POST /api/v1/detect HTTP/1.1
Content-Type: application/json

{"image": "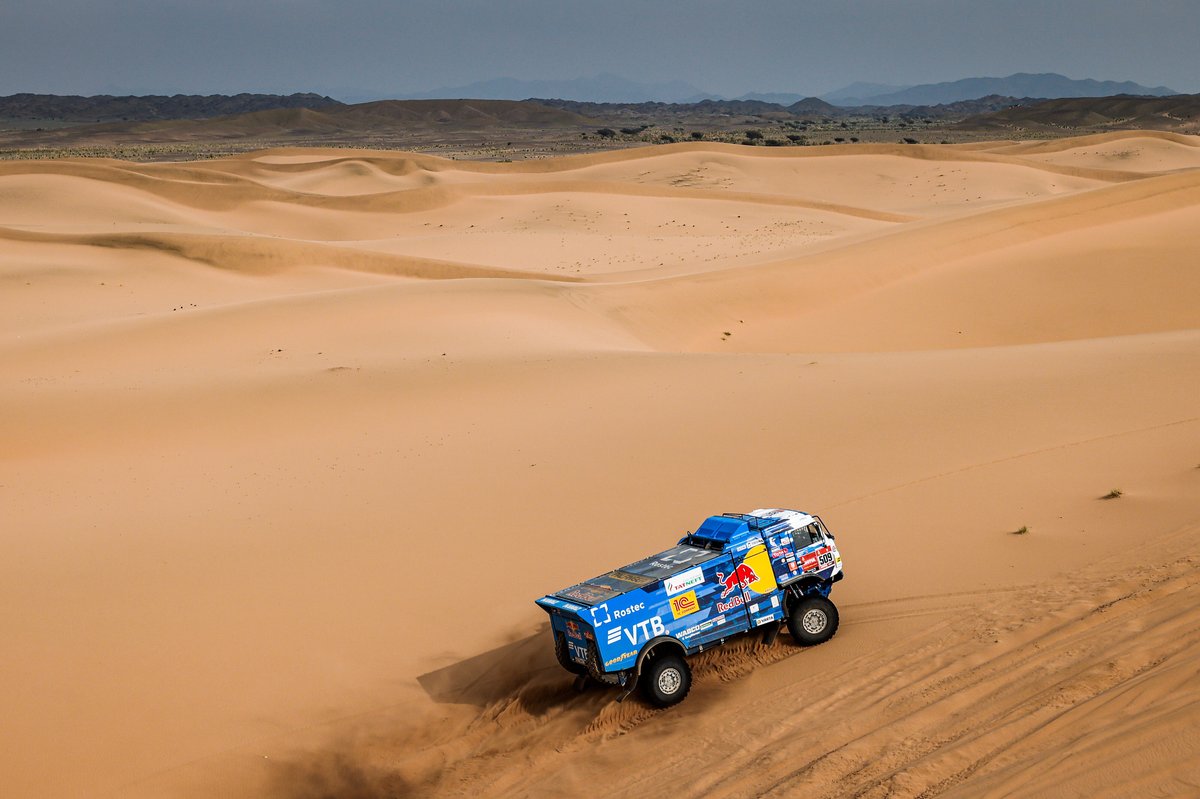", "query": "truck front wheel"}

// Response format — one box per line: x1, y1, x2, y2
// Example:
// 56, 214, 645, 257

787, 596, 840, 646
639, 653, 691, 707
